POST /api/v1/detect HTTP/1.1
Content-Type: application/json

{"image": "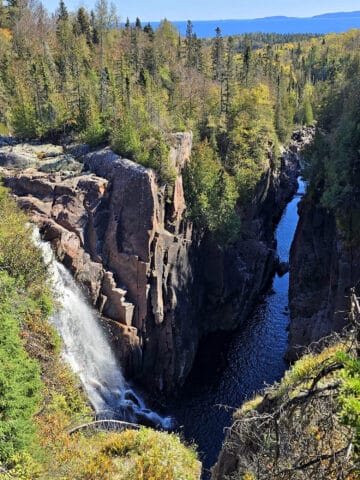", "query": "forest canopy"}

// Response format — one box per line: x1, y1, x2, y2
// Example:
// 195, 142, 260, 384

0, 2, 360, 242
